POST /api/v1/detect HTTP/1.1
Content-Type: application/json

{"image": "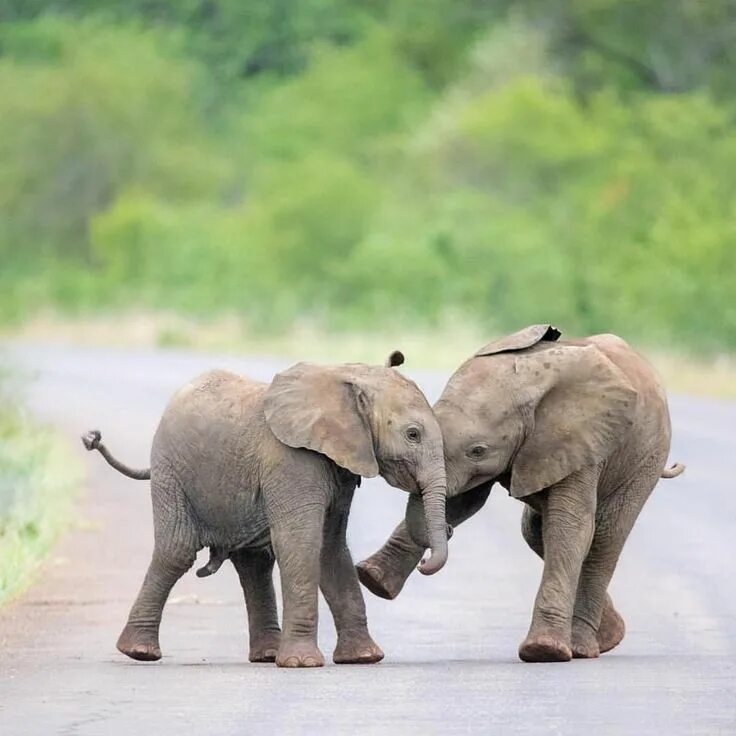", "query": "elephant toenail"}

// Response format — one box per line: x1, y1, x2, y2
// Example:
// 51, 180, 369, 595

360, 563, 381, 579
